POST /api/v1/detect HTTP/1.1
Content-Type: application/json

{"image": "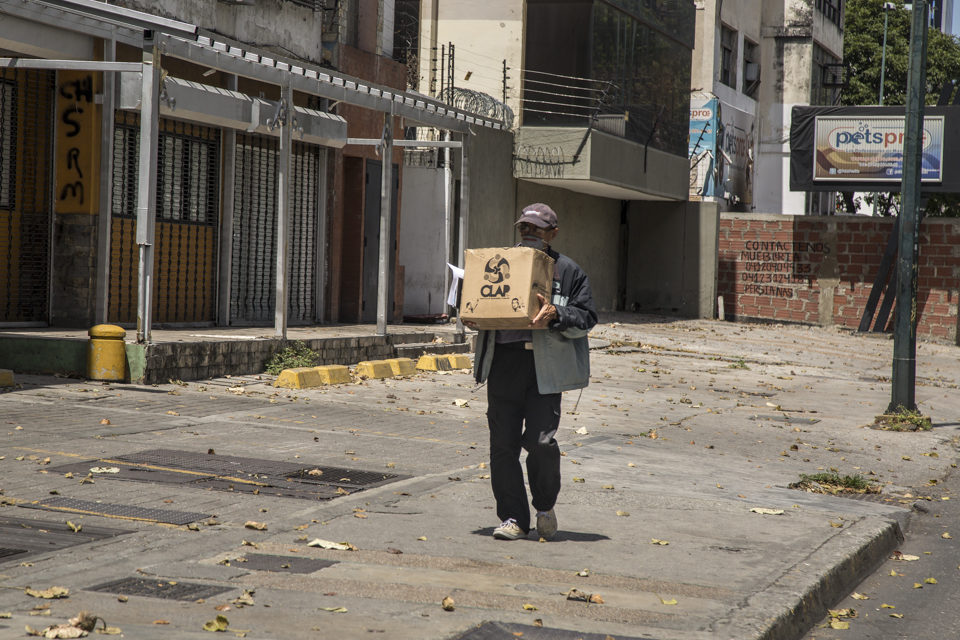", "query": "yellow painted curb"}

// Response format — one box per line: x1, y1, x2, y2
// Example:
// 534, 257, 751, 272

0, 369, 14, 387
274, 367, 324, 389
385, 358, 416, 377
446, 354, 472, 370
355, 360, 395, 379
315, 365, 351, 385
416, 355, 452, 371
